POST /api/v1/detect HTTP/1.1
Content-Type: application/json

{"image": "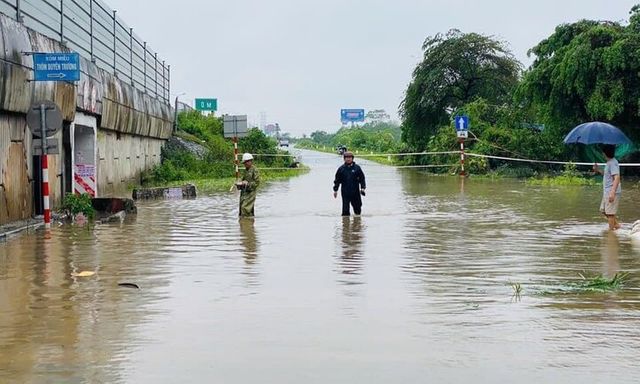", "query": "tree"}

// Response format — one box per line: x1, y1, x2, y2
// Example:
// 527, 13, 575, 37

400, 29, 522, 150
519, 6, 640, 140
310, 130, 332, 145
